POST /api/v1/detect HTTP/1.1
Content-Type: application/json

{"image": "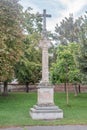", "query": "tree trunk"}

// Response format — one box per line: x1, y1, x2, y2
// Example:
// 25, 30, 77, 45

66, 83, 69, 105
25, 82, 29, 93
74, 84, 78, 96
2, 81, 8, 96
64, 82, 66, 92
78, 84, 81, 93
